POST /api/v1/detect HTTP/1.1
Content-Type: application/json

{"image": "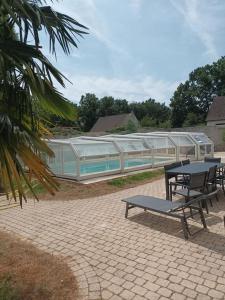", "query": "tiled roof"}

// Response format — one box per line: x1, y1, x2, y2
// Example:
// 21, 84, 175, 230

91, 113, 137, 132
206, 96, 225, 121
